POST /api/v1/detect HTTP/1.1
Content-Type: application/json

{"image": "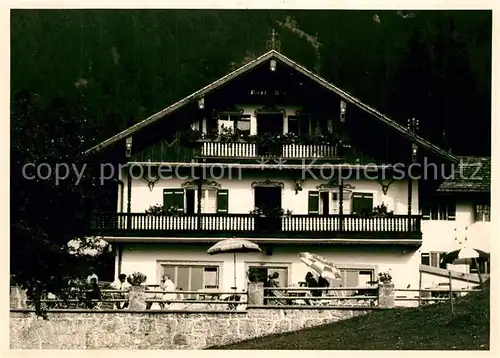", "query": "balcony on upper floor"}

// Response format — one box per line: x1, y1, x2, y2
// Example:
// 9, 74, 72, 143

199, 141, 340, 159
90, 213, 422, 244
187, 130, 346, 161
